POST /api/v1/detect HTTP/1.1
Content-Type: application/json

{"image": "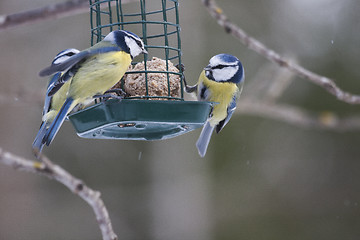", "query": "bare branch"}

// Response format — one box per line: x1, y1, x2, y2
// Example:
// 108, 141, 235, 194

243, 60, 297, 103
237, 99, 360, 131
0, 148, 118, 240
0, 0, 137, 32
0, 0, 88, 31
202, 0, 360, 104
